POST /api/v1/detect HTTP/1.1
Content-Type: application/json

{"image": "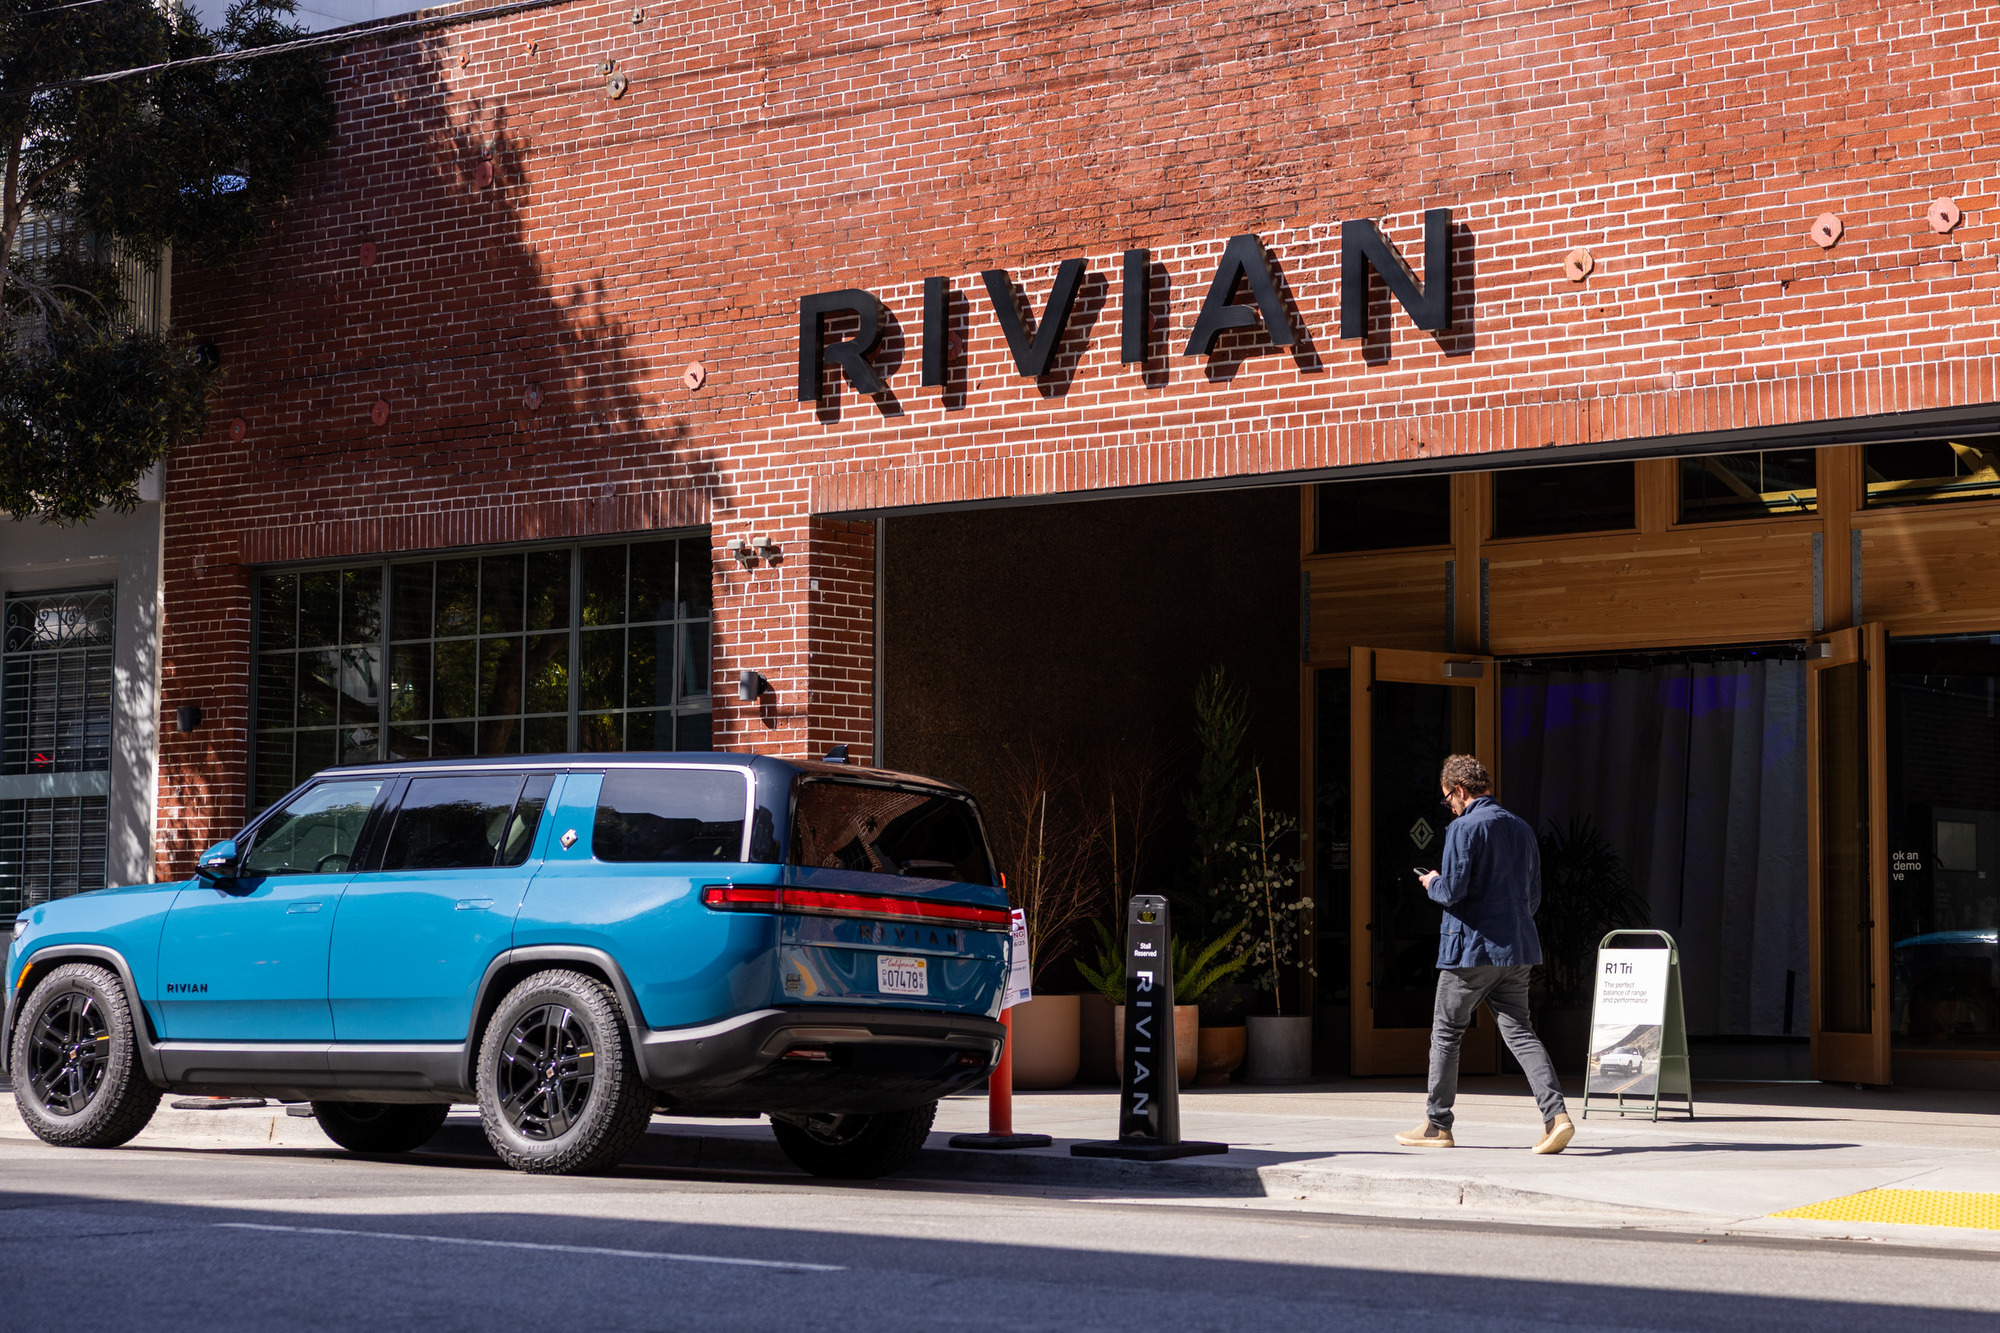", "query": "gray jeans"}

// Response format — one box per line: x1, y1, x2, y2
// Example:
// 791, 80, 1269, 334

1425, 965, 1567, 1130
